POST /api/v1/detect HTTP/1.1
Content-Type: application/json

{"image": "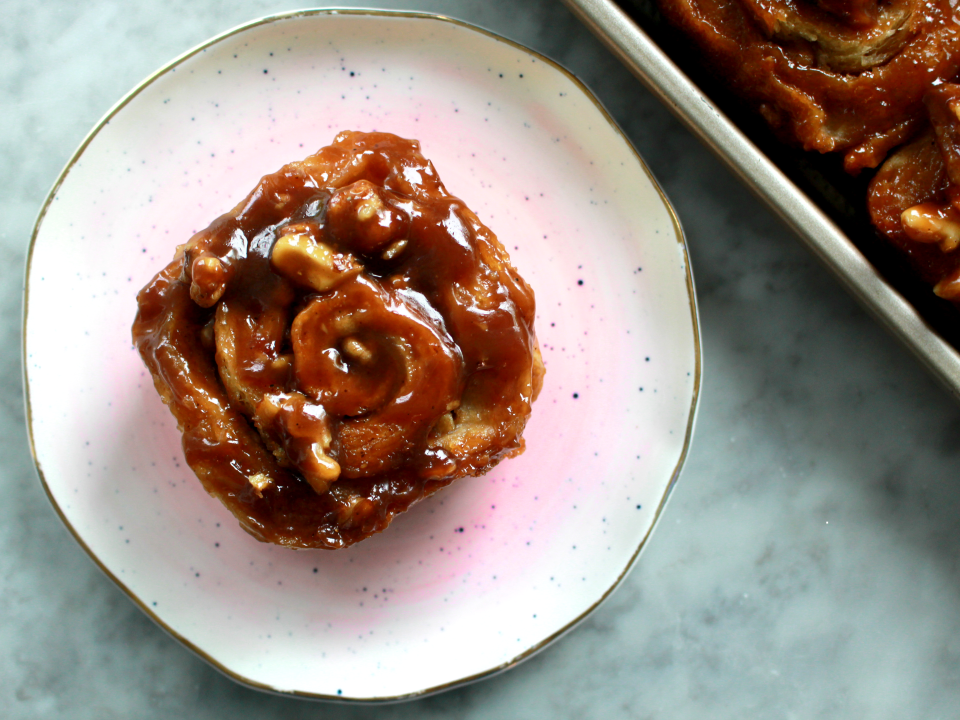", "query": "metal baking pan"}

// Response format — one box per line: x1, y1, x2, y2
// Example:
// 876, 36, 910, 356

561, 0, 960, 400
